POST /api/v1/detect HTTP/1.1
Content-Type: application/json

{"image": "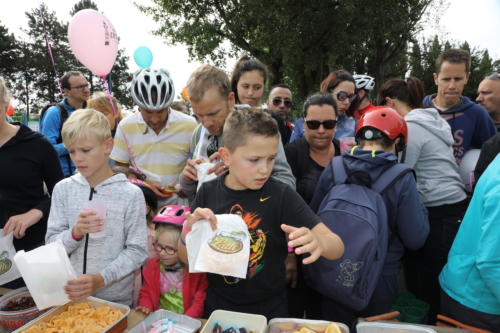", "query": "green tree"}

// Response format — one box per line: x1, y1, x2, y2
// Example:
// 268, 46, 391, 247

136, 0, 440, 108
0, 22, 19, 82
